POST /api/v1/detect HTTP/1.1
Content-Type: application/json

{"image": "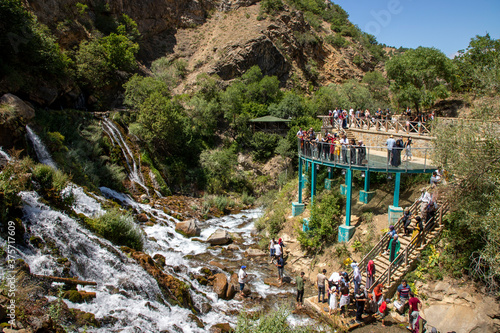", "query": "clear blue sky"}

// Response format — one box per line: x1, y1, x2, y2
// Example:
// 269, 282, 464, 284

334, 0, 500, 57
